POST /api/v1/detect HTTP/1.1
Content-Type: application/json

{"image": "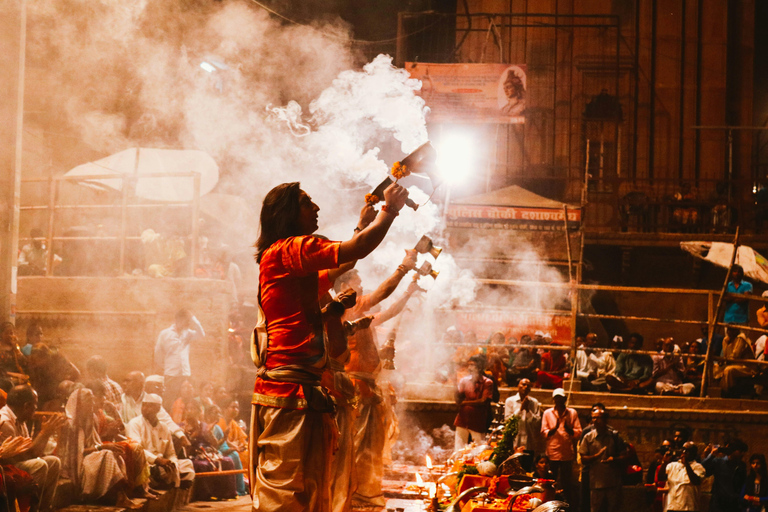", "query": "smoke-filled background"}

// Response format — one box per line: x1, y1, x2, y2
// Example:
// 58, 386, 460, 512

18, 0, 483, 340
